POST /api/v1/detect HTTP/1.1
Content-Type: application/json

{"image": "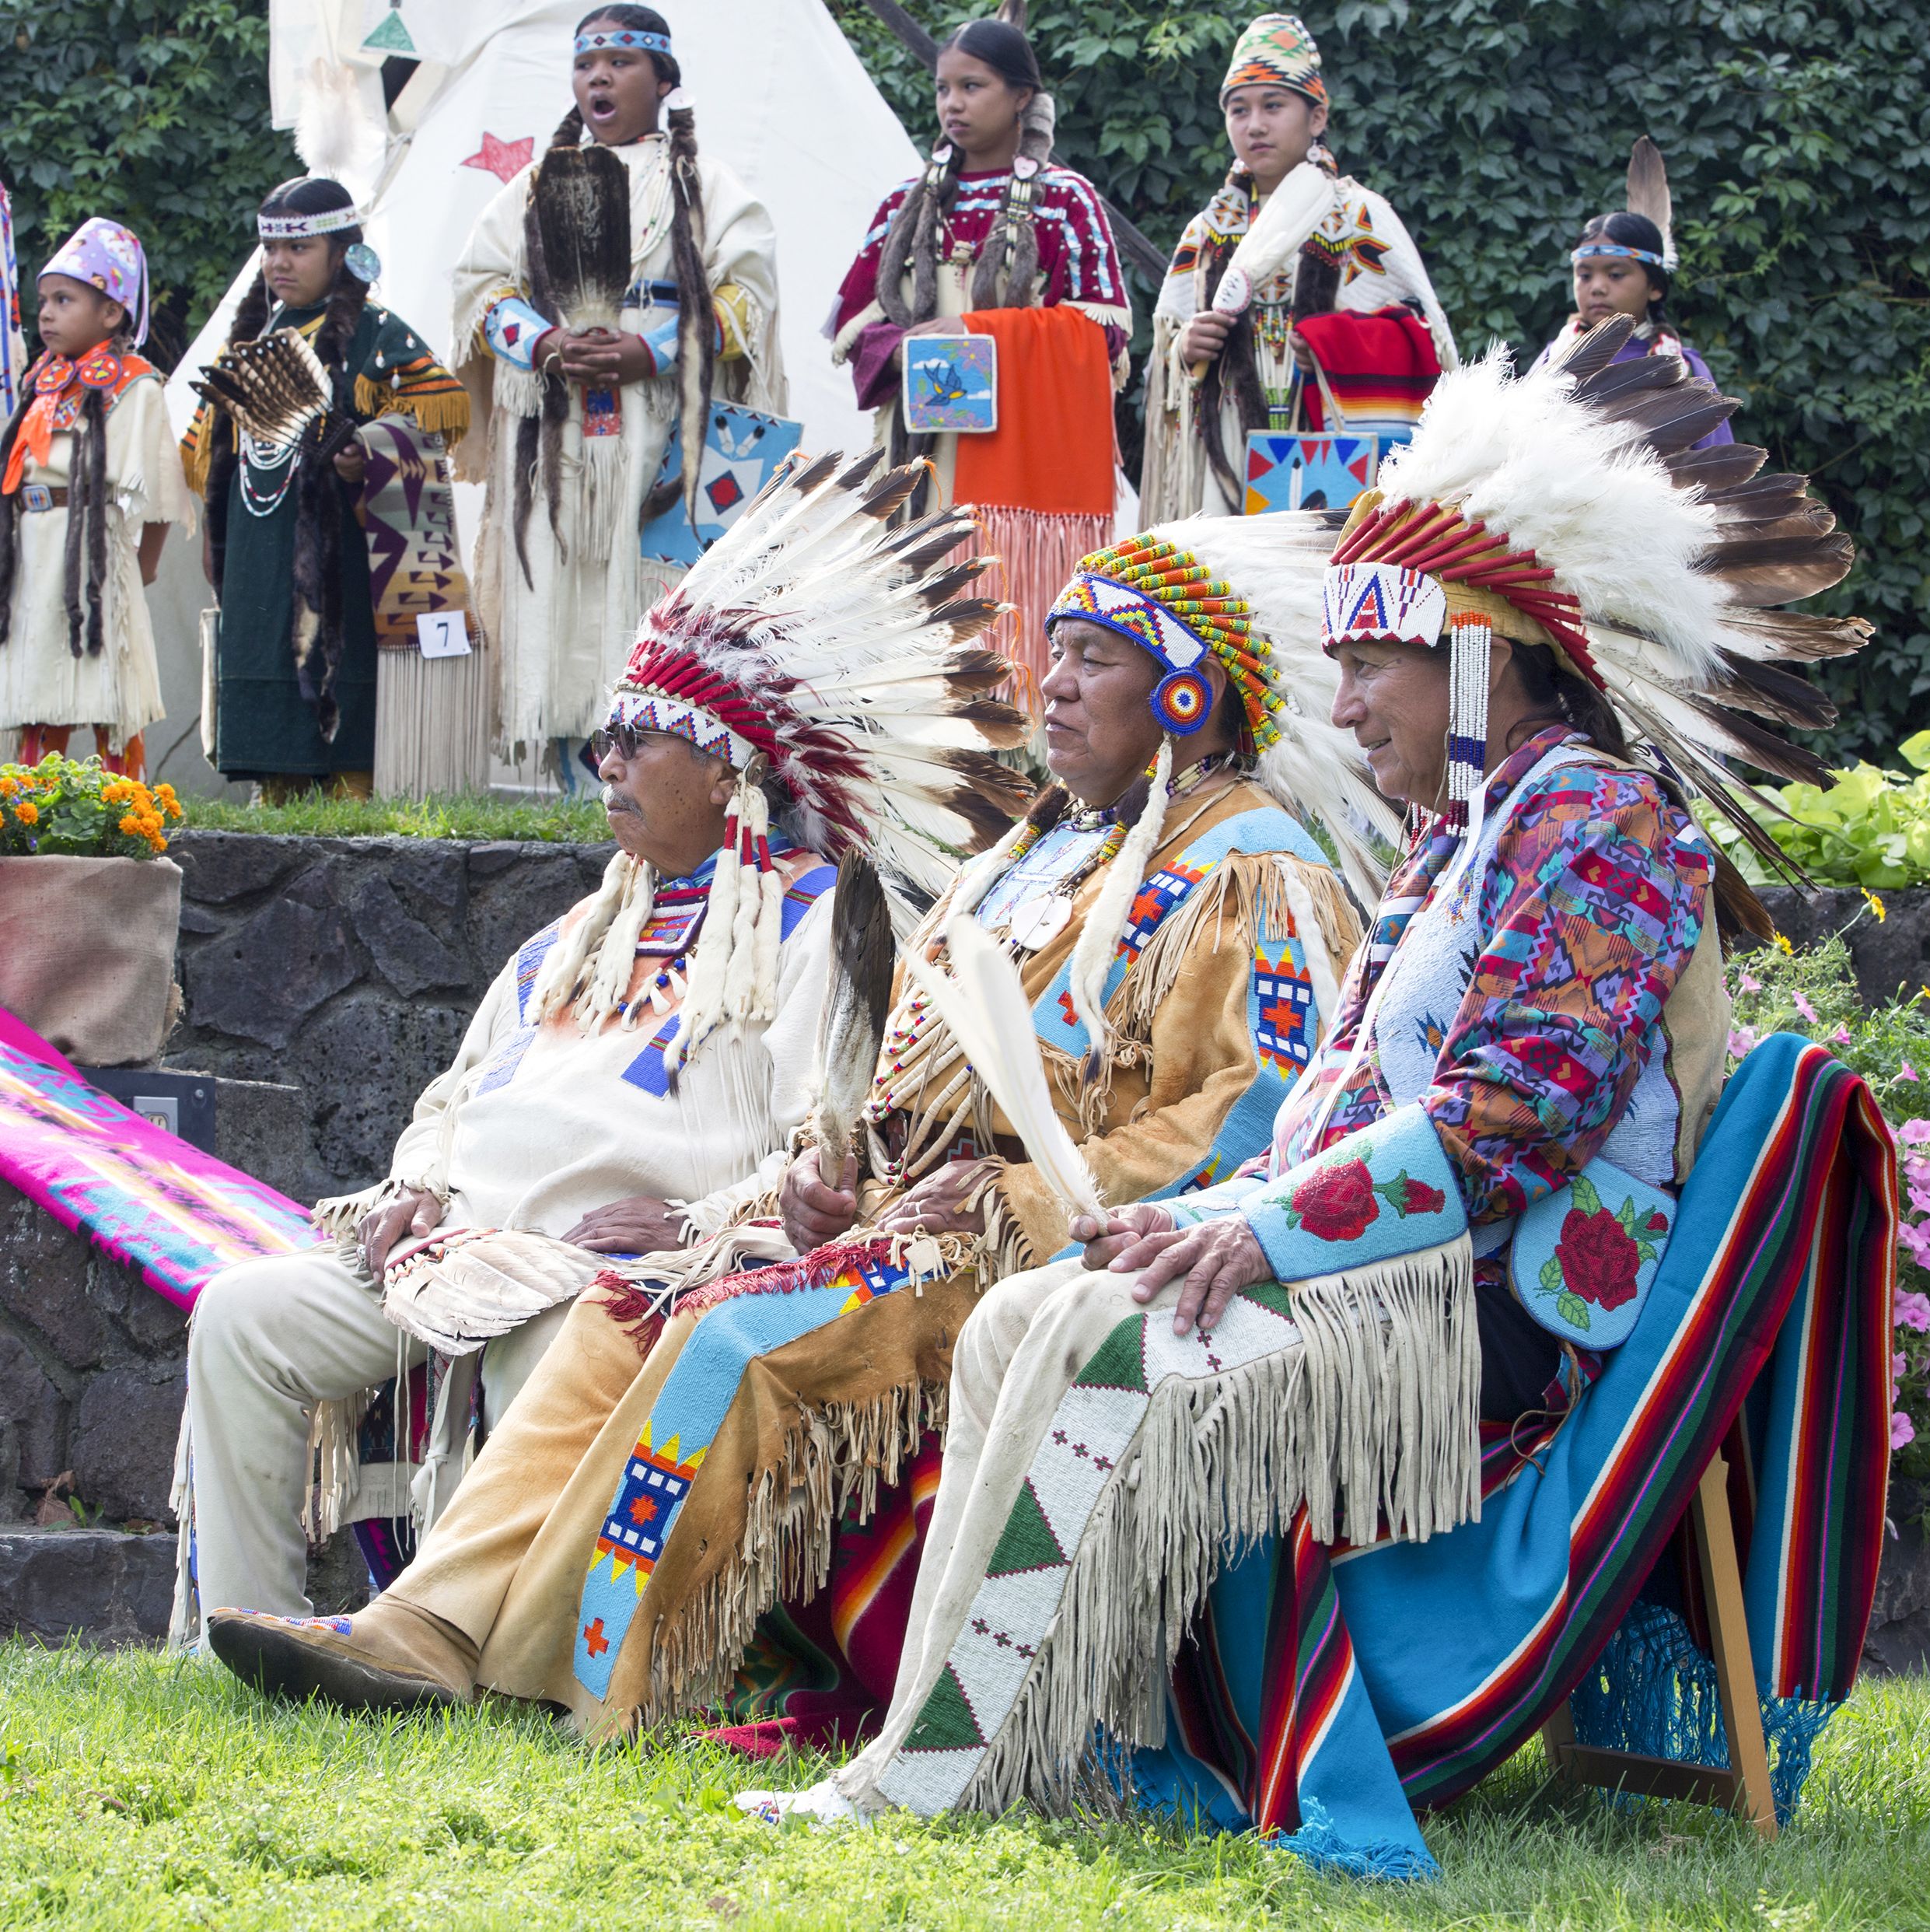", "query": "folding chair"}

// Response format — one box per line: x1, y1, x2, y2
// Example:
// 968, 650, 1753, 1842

1540, 1450, 1778, 1840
